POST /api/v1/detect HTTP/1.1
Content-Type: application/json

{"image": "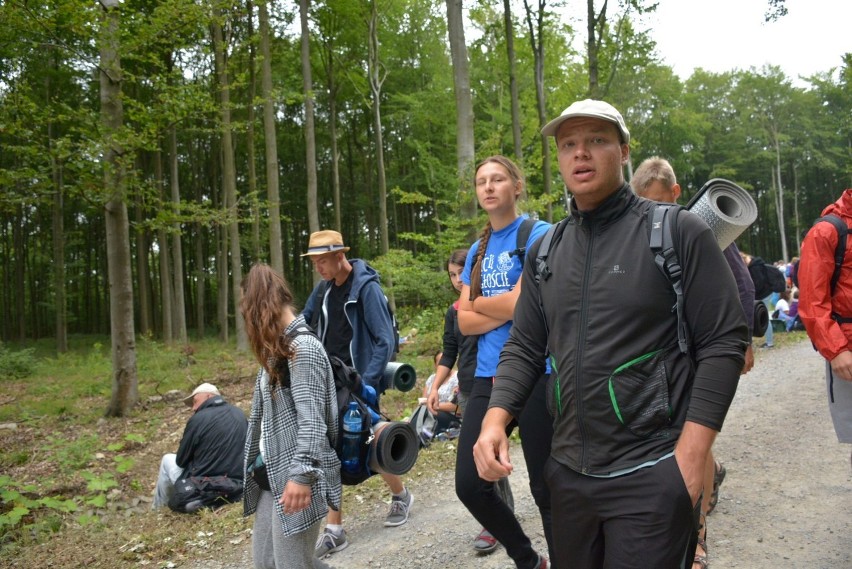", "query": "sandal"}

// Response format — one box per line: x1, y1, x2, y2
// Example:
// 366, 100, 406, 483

693, 513, 708, 569
707, 461, 726, 514
692, 538, 709, 569
473, 528, 499, 554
